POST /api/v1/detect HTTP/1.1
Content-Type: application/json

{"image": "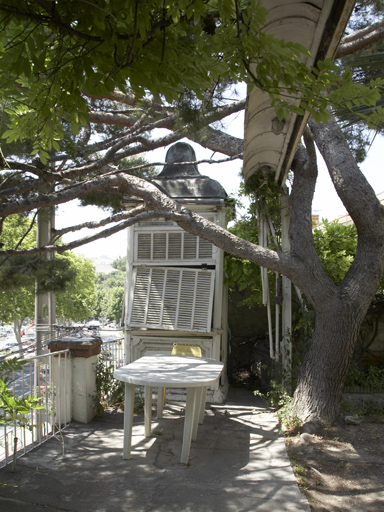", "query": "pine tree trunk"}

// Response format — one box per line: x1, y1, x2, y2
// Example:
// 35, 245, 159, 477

292, 301, 364, 427
288, 117, 384, 430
